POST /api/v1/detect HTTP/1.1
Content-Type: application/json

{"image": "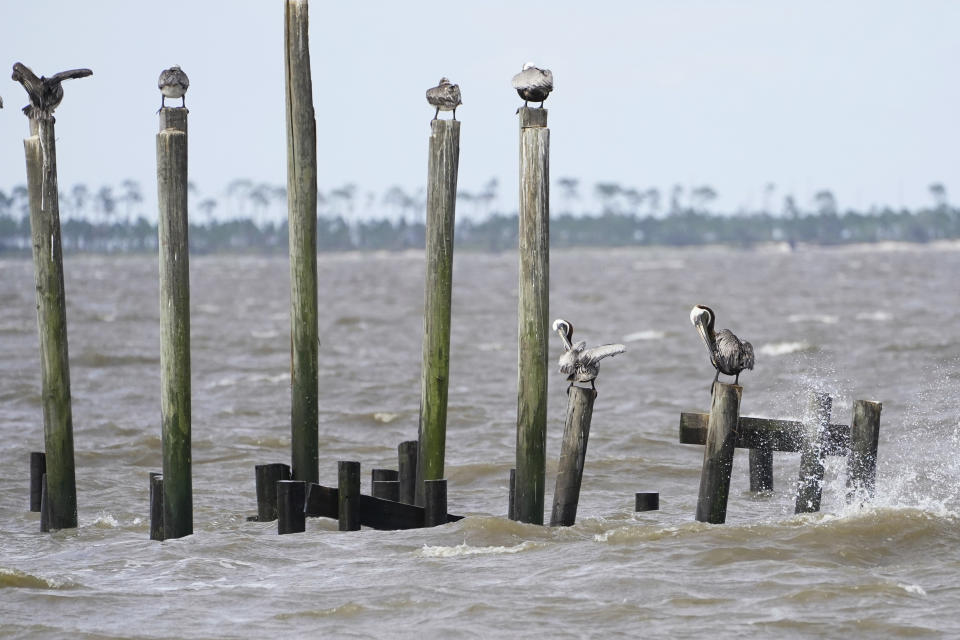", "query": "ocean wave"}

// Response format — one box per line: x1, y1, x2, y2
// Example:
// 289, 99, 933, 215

788, 314, 838, 324
0, 568, 79, 590
855, 310, 893, 322
632, 259, 686, 271
622, 330, 666, 343
758, 341, 813, 356
372, 412, 399, 423
418, 540, 543, 558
